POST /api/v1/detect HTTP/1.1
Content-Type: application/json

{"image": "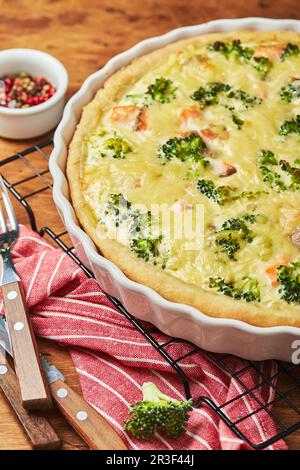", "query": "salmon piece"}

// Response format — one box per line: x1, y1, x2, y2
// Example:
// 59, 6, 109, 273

134, 177, 142, 188
265, 256, 290, 286
181, 125, 228, 141
291, 227, 300, 248
258, 83, 268, 100
200, 127, 219, 140
210, 159, 237, 177
110, 105, 140, 126
179, 106, 202, 130
196, 55, 209, 63
110, 105, 149, 131
200, 126, 229, 141
279, 208, 300, 235
172, 201, 193, 212
254, 44, 285, 60
136, 107, 149, 131
196, 55, 216, 70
